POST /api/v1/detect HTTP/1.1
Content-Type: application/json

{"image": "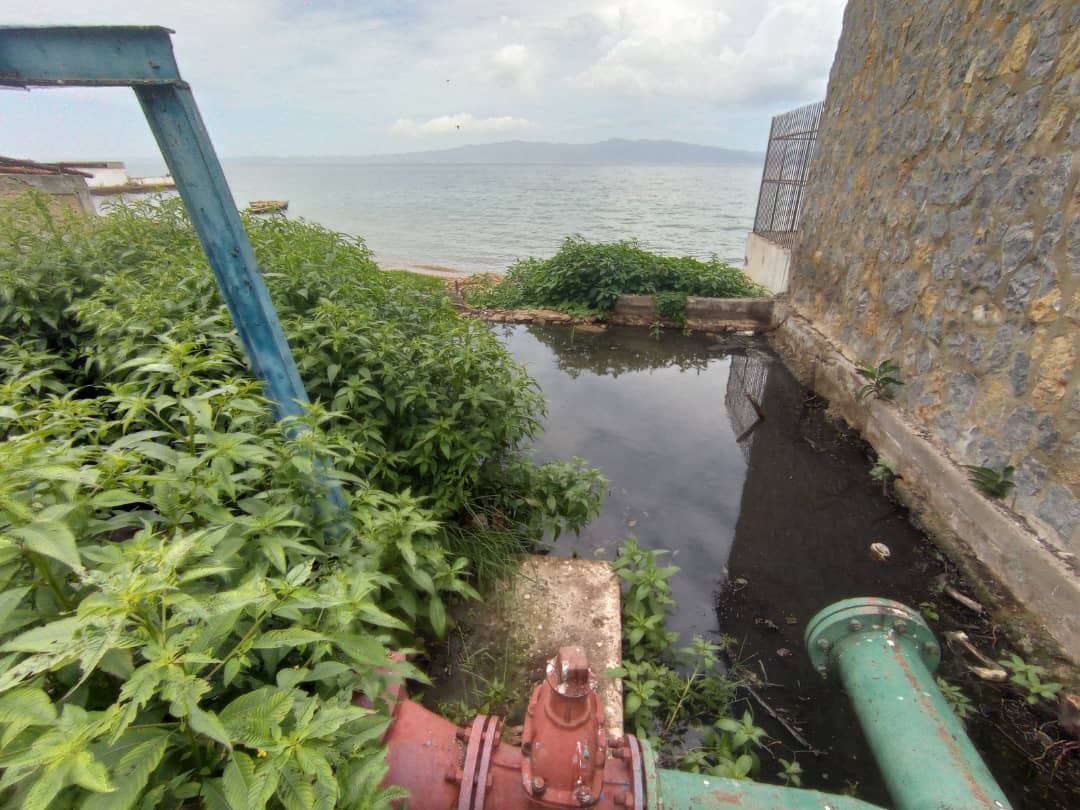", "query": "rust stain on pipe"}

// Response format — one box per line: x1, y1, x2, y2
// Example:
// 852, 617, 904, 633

891, 635, 996, 807
708, 789, 745, 805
